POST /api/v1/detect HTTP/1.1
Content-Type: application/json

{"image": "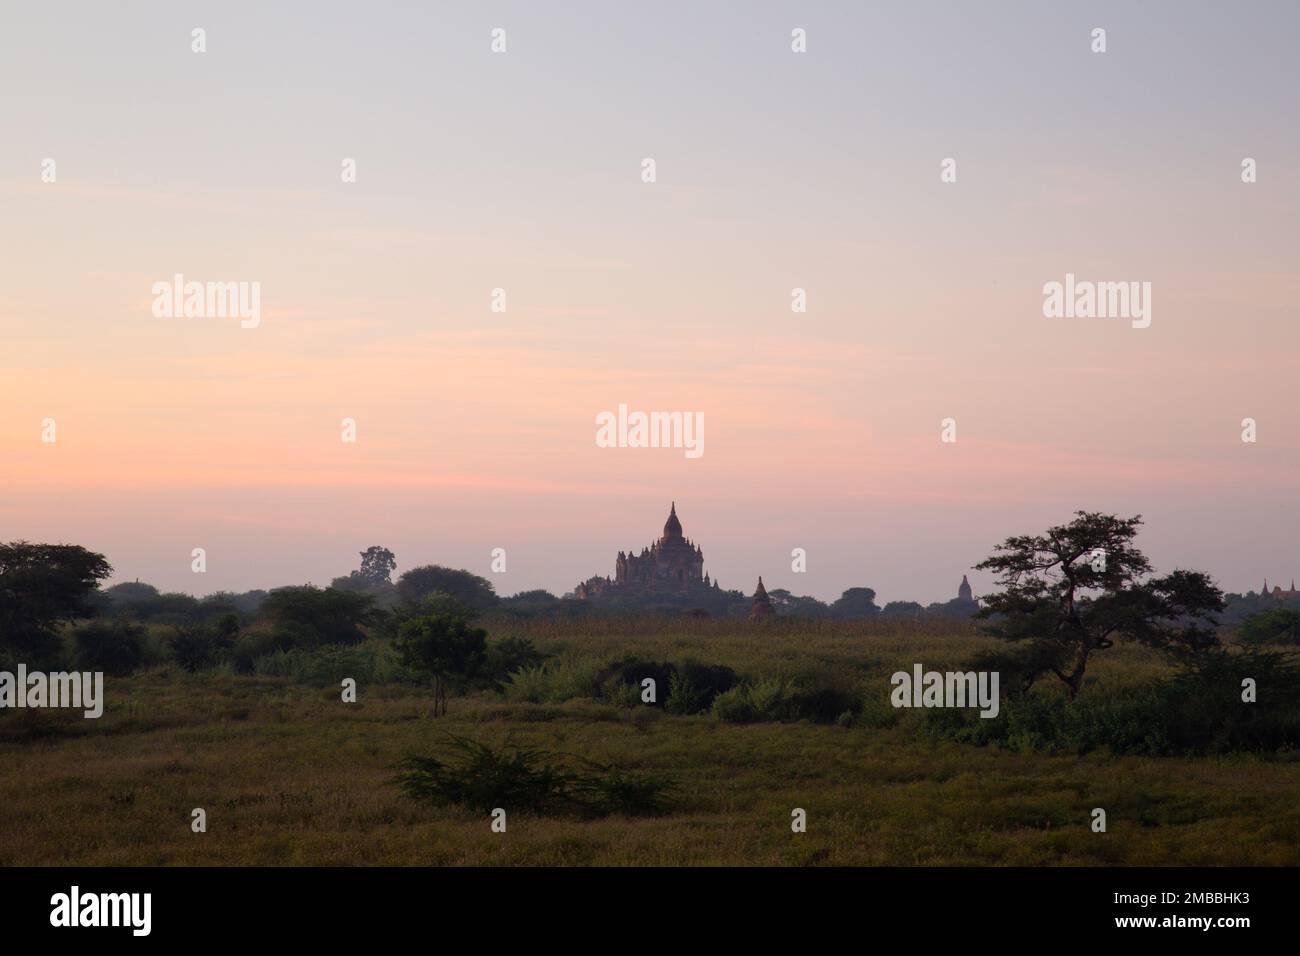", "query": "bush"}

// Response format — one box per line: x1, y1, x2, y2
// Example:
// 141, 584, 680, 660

394, 736, 673, 818
924, 648, 1300, 756
168, 627, 224, 672
792, 684, 860, 724
665, 660, 738, 714
676, 661, 738, 700
710, 685, 757, 723
711, 678, 801, 723
251, 645, 380, 684
570, 762, 674, 817
748, 677, 799, 721
396, 737, 571, 815
260, 586, 378, 649
665, 673, 710, 715
856, 691, 902, 729
1239, 608, 1300, 645
230, 629, 280, 675
502, 665, 550, 703
73, 619, 147, 675
601, 677, 643, 709
167, 616, 238, 672
500, 655, 604, 704
480, 637, 548, 689
595, 657, 676, 707
544, 656, 605, 700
